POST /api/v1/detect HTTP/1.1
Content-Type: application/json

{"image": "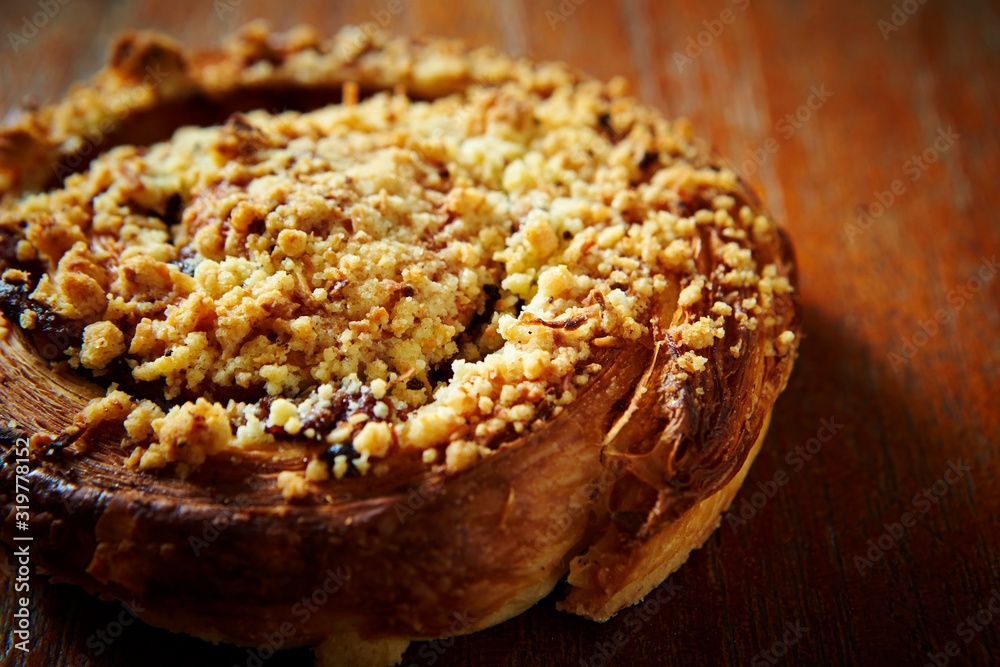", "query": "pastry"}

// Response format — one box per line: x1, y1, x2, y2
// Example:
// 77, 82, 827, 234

0, 23, 799, 666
